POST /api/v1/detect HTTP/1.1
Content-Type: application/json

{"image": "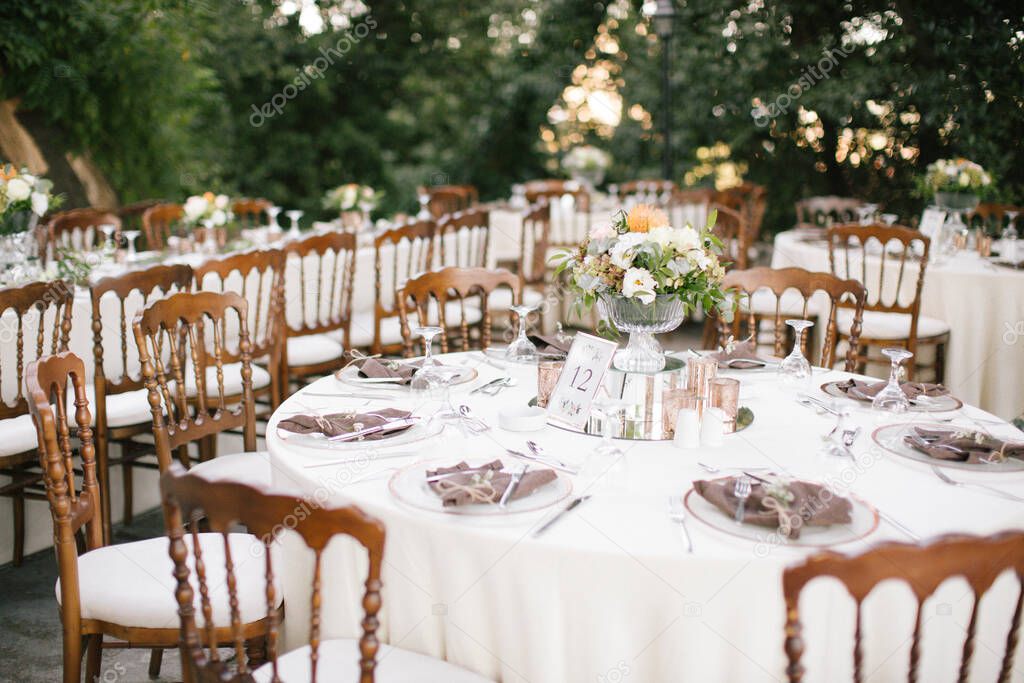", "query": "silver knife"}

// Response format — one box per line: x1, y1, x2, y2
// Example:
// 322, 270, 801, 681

505, 448, 578, 475
471, 376, 508, 395
533, 495, 591, 537
326, 417, 420, 442
498, 464, 528, 508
